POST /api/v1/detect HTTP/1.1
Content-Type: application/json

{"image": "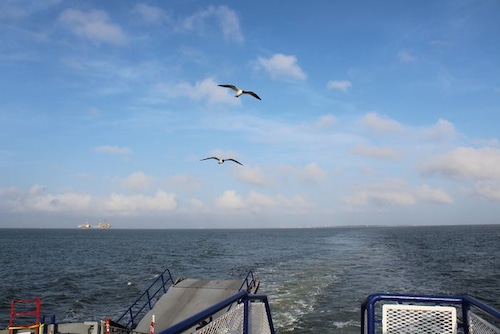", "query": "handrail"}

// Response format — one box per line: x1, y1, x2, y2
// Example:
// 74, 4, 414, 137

237, 271, 258, 293
158, 292, 275, 334
224, 271, 259, 313
462, 295, 500, 319
115, 268, 174, 329
361, 293, 500, 334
